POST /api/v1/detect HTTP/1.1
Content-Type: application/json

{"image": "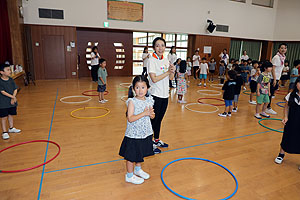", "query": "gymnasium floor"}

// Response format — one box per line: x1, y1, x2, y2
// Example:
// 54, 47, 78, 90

0, 77, 300, 200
